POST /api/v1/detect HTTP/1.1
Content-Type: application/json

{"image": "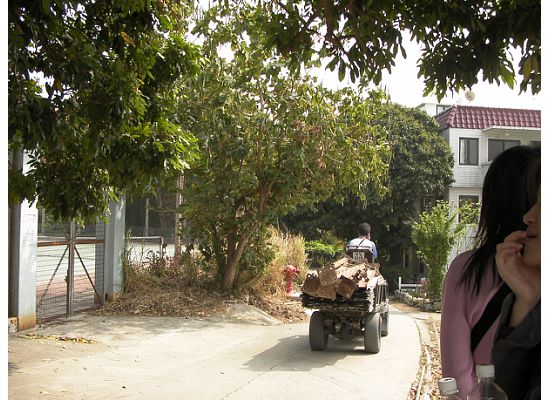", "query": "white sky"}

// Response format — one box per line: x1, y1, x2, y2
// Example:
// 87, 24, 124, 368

313, 32, 542, 110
